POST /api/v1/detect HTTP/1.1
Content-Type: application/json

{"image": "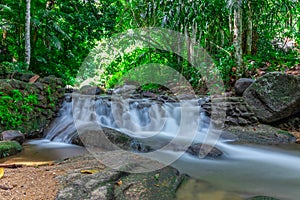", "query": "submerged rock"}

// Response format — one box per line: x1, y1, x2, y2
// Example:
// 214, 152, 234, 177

186, 143, 223, 159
